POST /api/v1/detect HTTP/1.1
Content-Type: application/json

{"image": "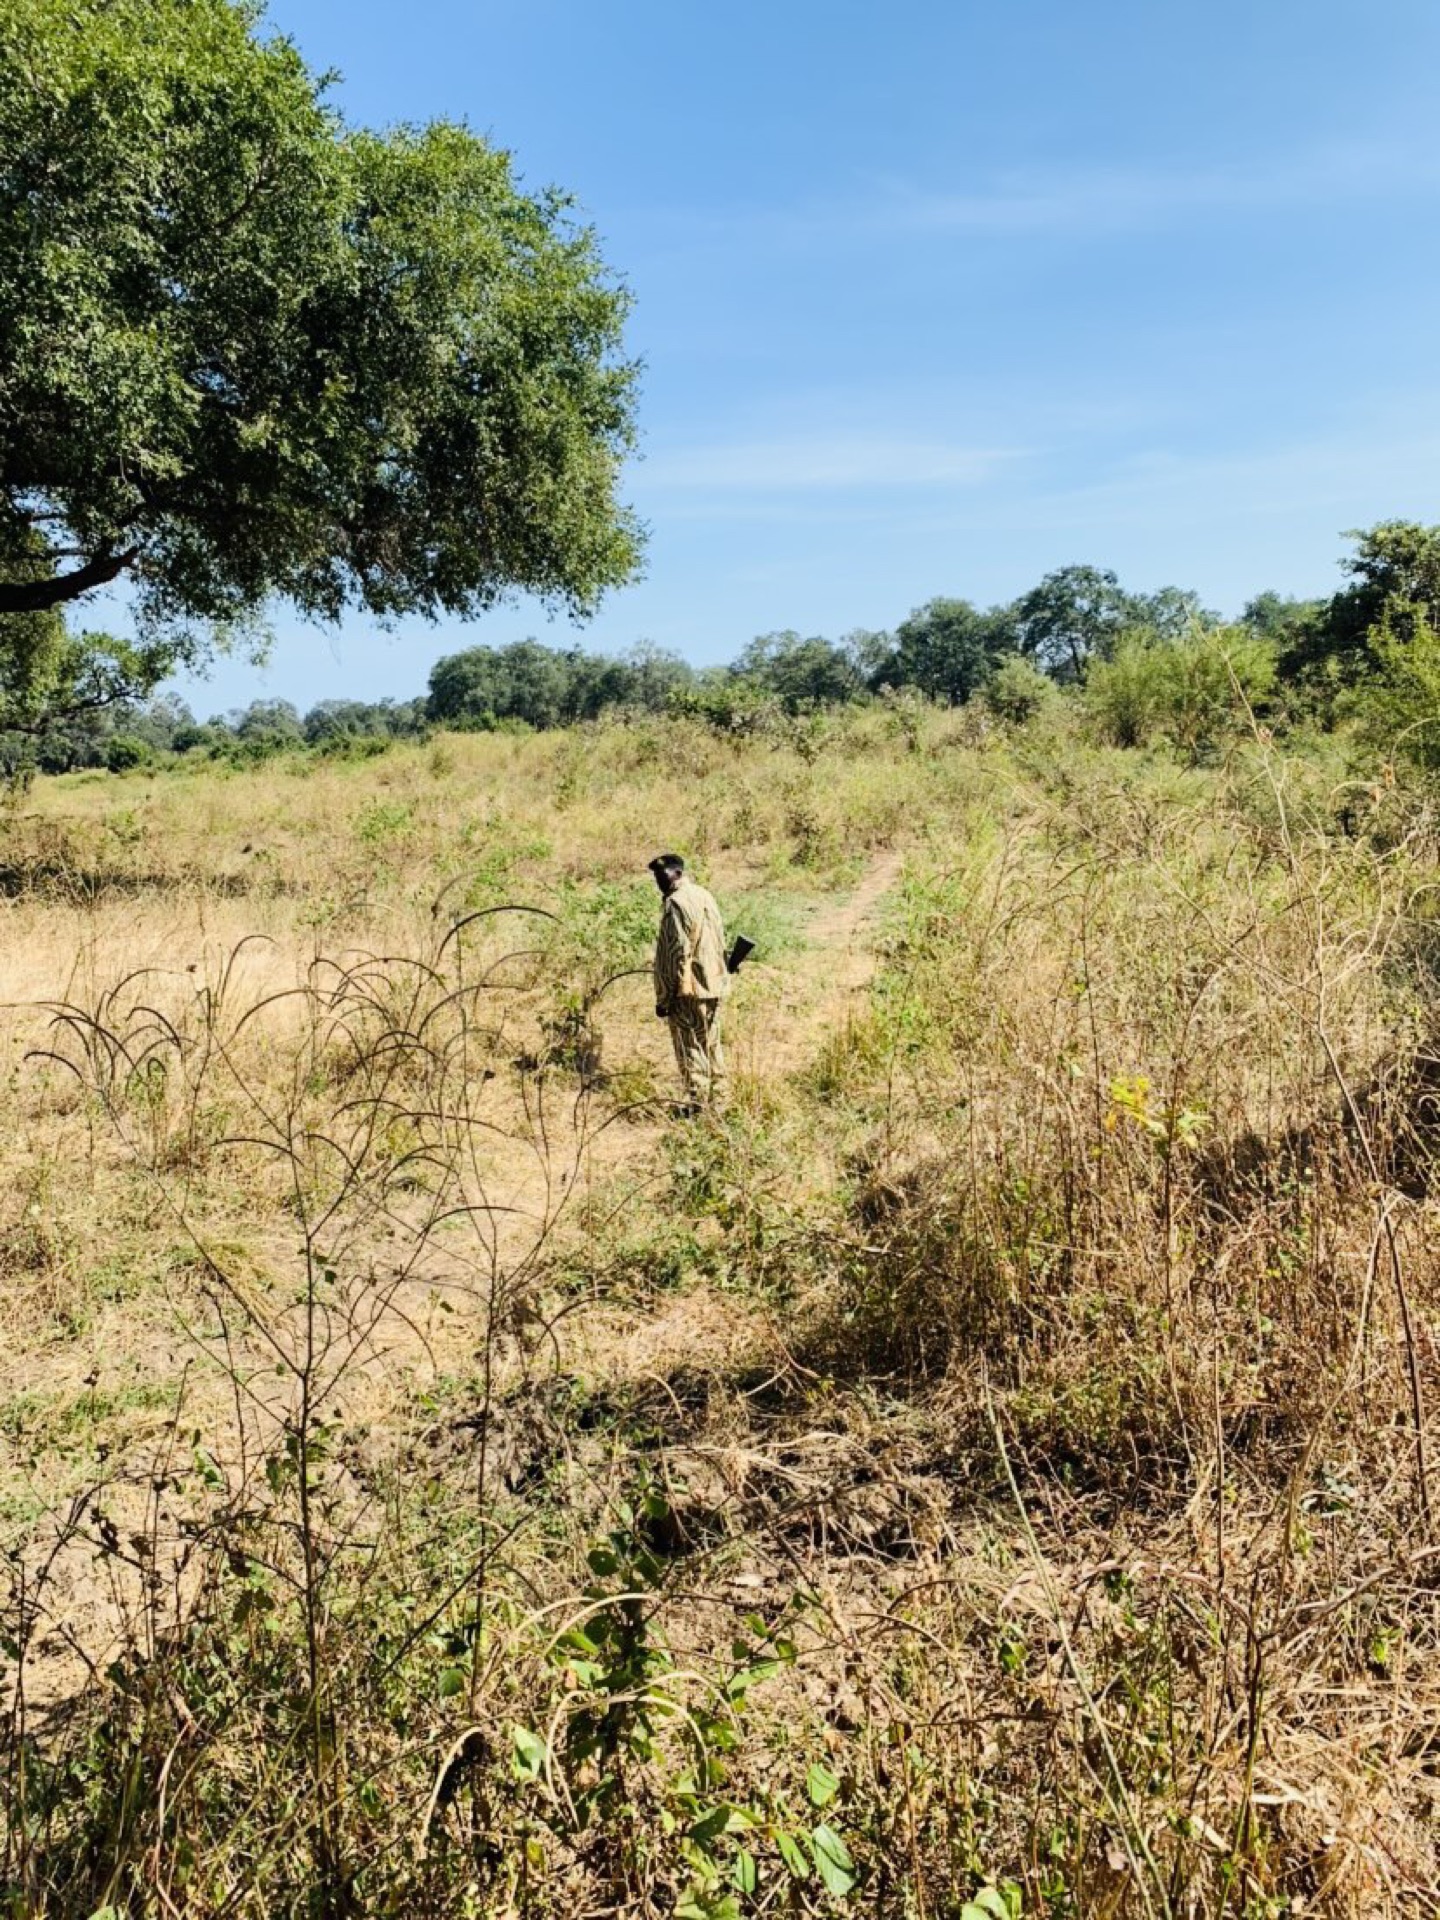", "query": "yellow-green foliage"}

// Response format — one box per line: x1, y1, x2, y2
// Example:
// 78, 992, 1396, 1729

1359, 607, 1440, 778
1085, 623, 1277, 756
